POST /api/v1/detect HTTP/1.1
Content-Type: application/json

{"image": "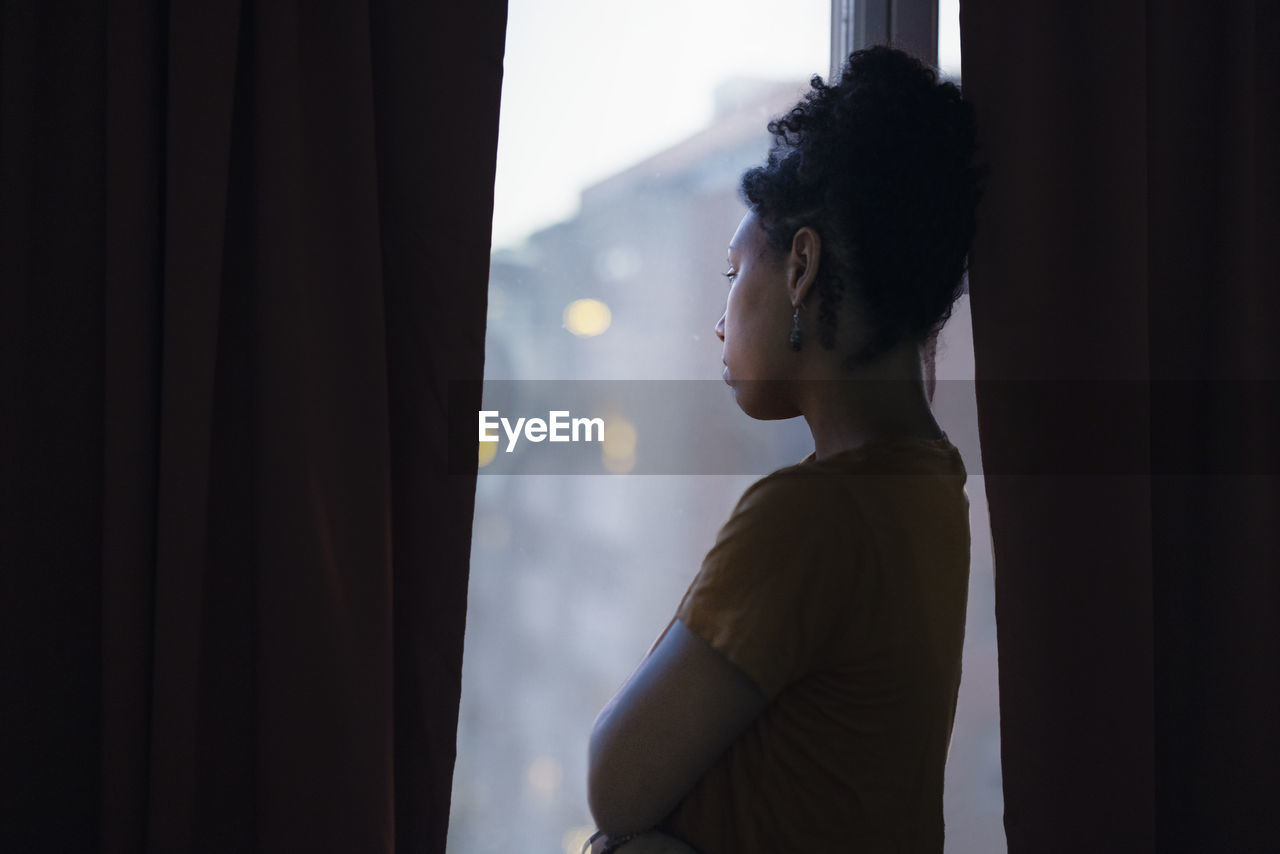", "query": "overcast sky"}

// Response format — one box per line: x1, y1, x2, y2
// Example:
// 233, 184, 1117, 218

491, 0, 962, 249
